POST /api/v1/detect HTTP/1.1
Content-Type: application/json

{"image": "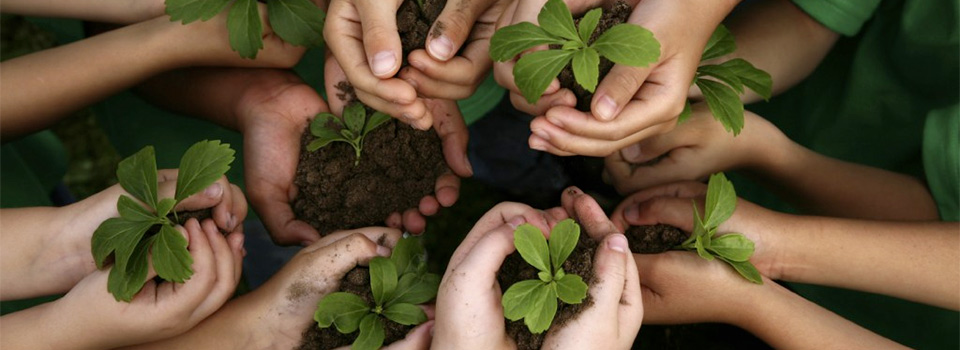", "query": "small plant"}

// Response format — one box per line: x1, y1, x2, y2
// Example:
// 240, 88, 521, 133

165, 0, 326, 58
501, 219, 589, 334
677, 173, 762, 284
489, 0, 661, 104
91, 140, 236, 301
678, 25, 773, 135
307, 103, 391, 165
315, 236, 440, 350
